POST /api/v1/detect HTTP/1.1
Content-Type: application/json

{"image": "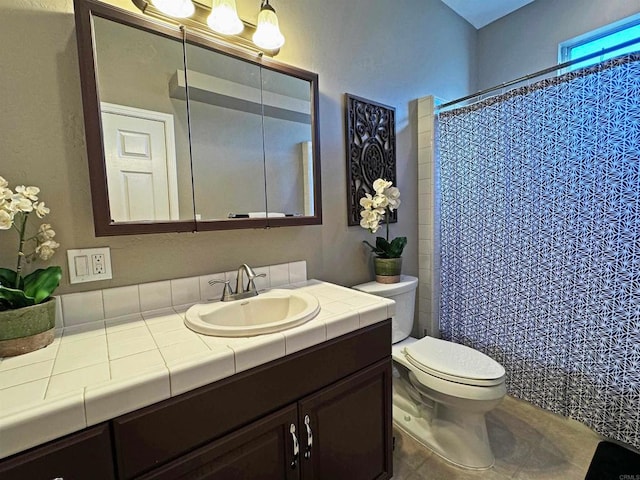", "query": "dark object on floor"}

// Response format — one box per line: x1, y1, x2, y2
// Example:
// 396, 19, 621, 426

585, 441, 640, 479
